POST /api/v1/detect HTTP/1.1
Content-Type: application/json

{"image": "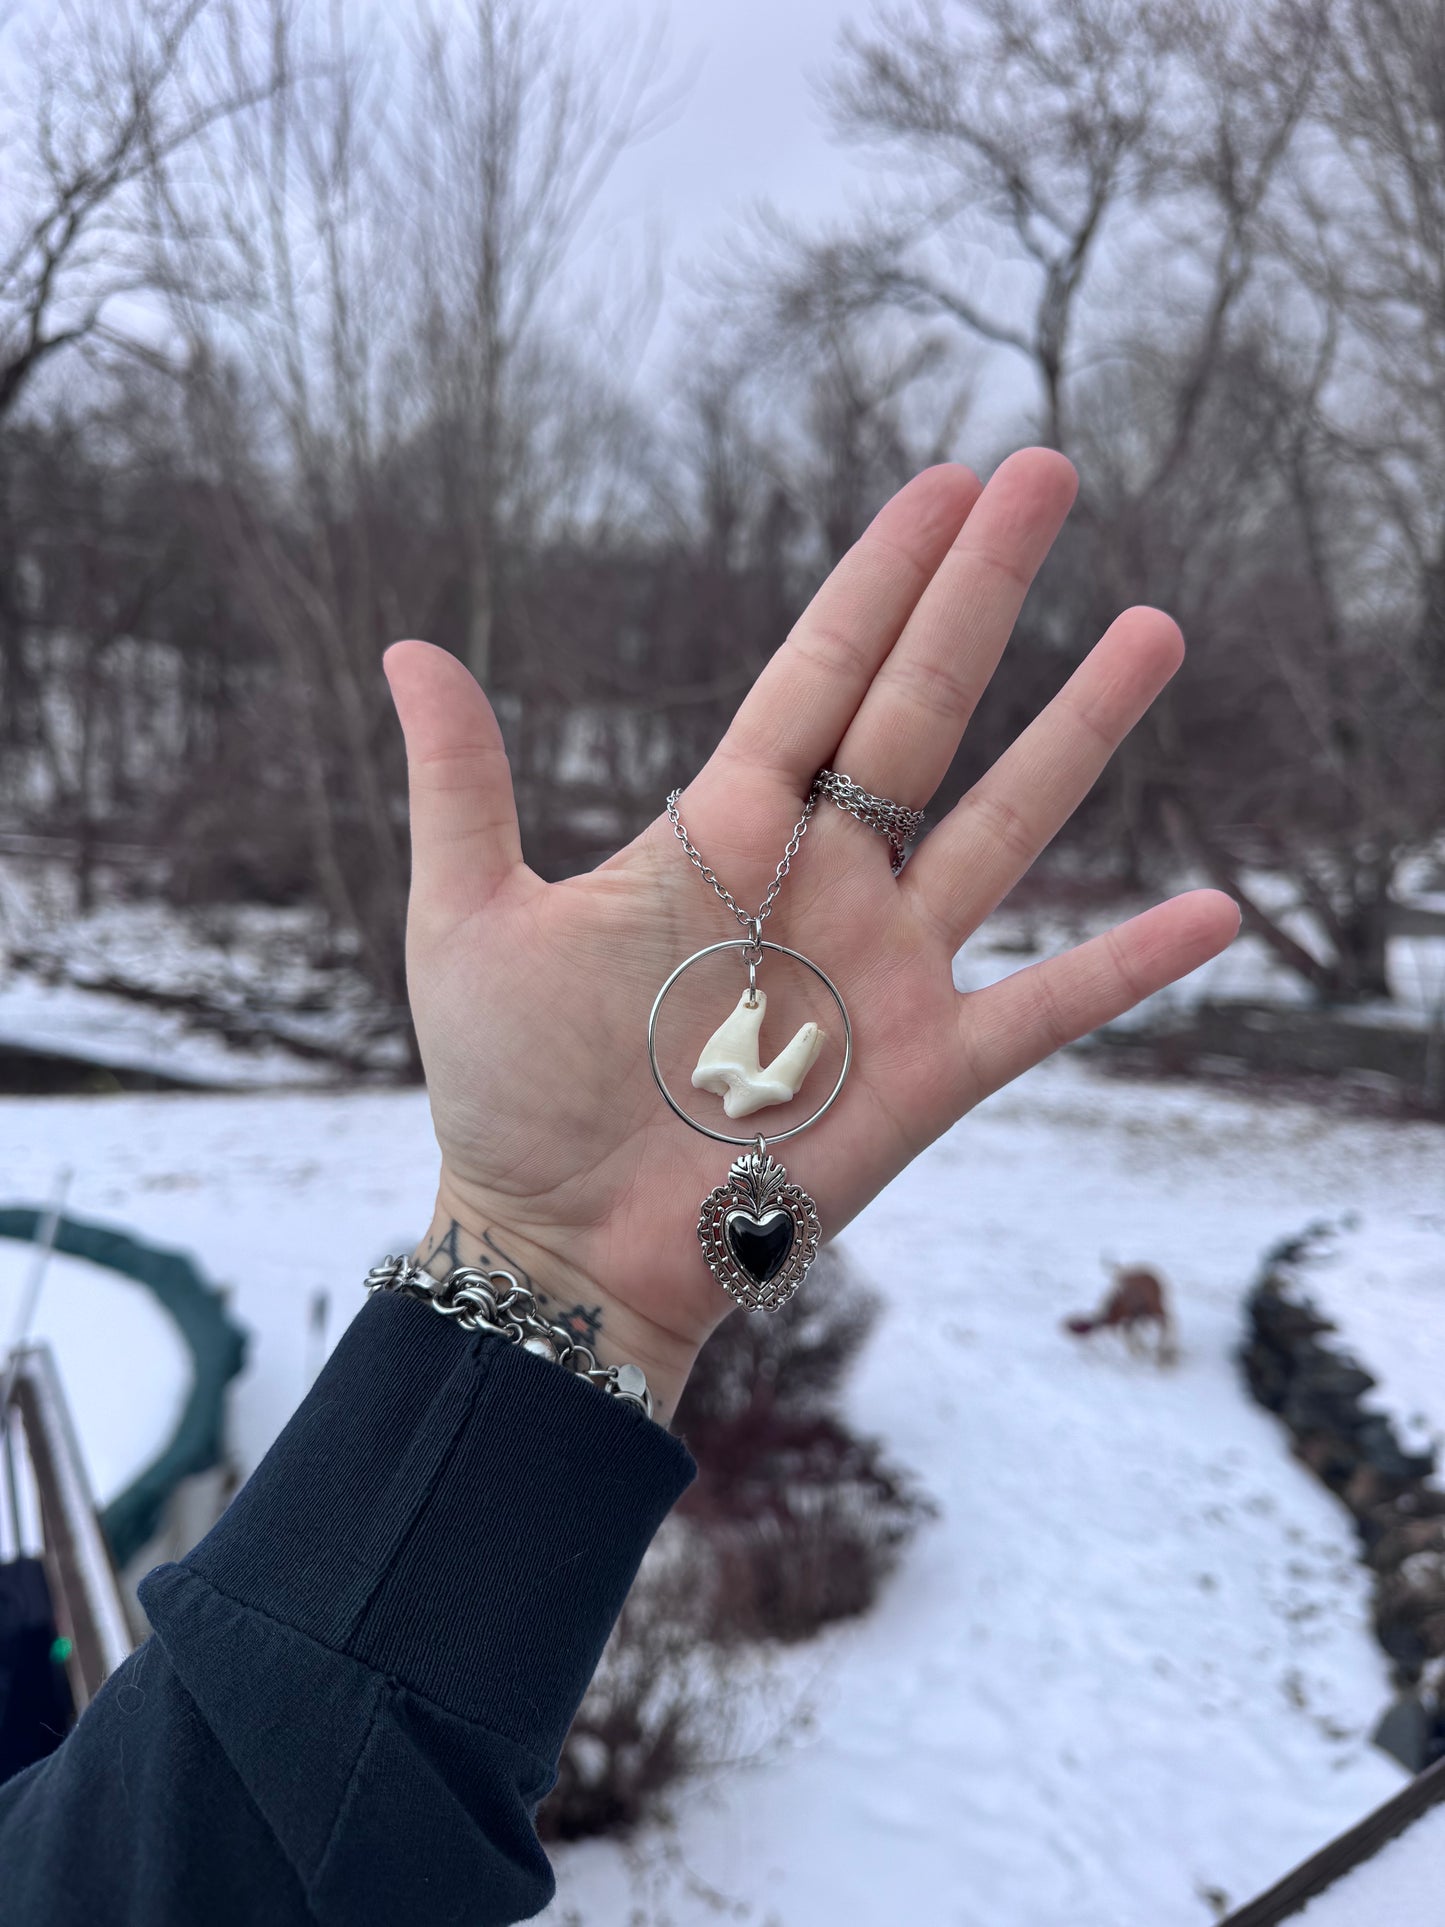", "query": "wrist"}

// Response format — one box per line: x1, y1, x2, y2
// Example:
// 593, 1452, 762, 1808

413, 1193, 701, 1428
